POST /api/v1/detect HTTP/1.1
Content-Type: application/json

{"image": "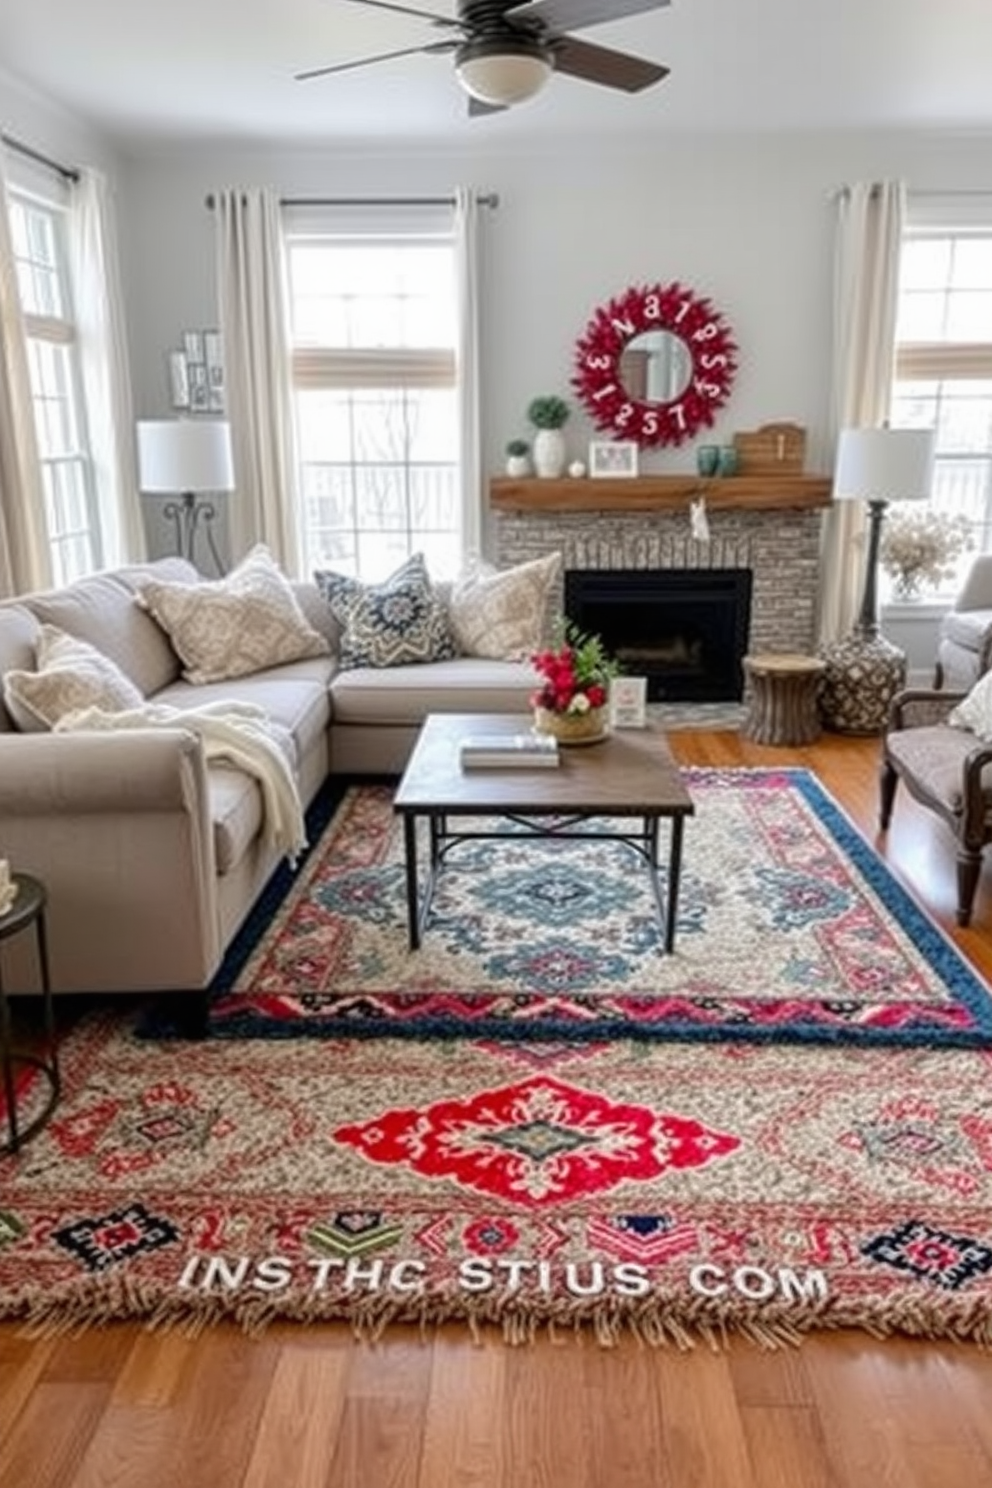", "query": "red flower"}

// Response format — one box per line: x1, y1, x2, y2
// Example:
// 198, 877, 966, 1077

530, 625, 617, 716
